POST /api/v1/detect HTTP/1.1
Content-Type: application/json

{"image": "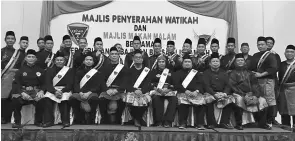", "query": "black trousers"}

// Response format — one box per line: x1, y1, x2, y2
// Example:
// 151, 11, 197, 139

1, 98, 12, 122
206, 102, 218, 126
42, 97, 70, 124
98, 98, 125, 124
266, 105, 276, 124
69, 96, 99, 124
129, 106, 147, 122
220, 103, 243, 126
152, 96, 177, 123
178, 104, 205, 126
281, 114, 295, 126
11, 97, 44, 124
253, 107, 268, 126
